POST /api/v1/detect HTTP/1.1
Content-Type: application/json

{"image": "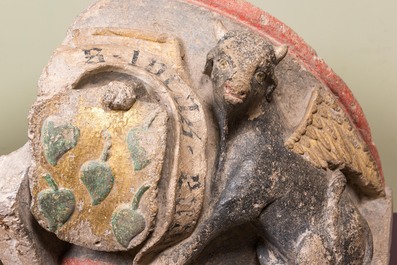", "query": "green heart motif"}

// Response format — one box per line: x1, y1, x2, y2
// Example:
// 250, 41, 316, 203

81, 160, 114, 206
127, 128, 150, 171
38, 174, 76, 232
111, 185, 150, 247
41, 116, 80, 166
80, 131, 114, 206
